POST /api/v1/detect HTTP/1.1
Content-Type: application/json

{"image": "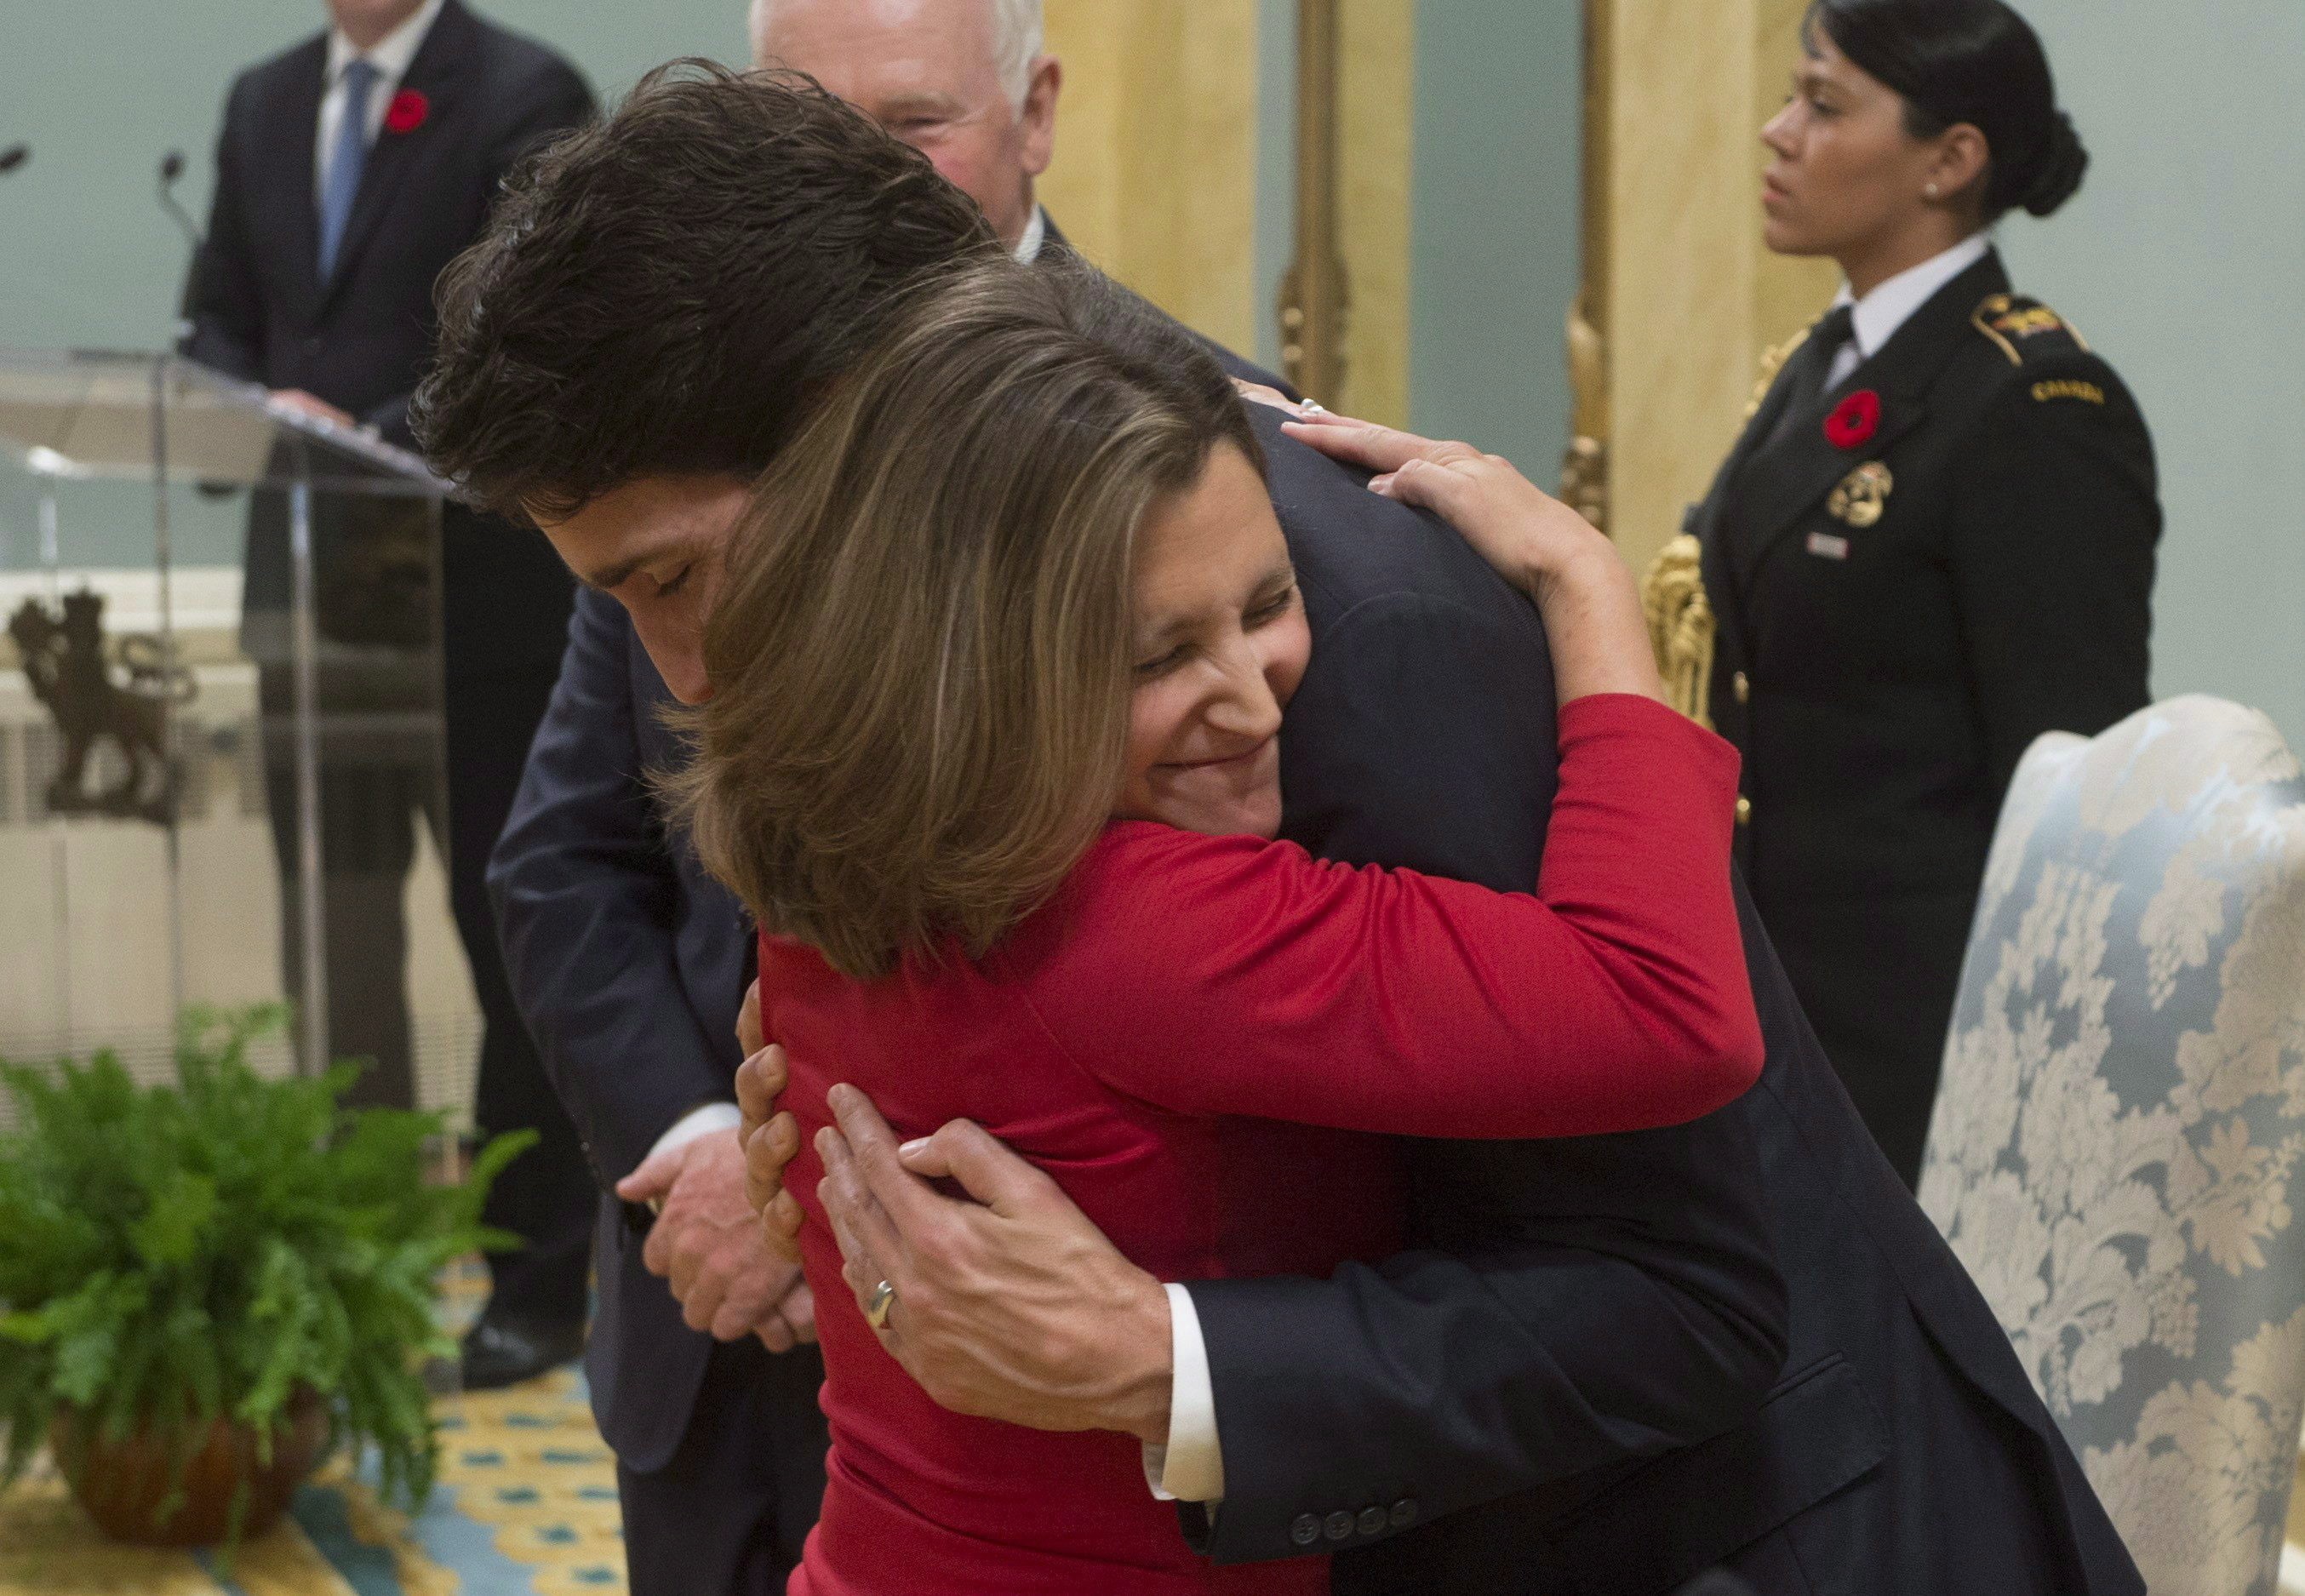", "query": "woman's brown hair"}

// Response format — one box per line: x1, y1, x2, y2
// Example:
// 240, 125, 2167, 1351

663, 258, 1262, 980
